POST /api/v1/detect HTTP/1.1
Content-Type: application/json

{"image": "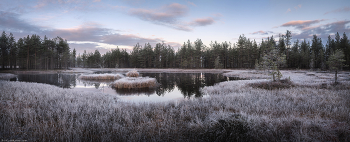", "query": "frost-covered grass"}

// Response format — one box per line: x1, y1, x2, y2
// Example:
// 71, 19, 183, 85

0, 73, 17, 80
1, 80, 253, 141
79, 73, 124, 80
1, 70, 350, 141
126, 70, 139, 77
224, 70, 350, 85
223, 70, 270, 79
112, 77, 157, 89
201, 78, 350, 141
